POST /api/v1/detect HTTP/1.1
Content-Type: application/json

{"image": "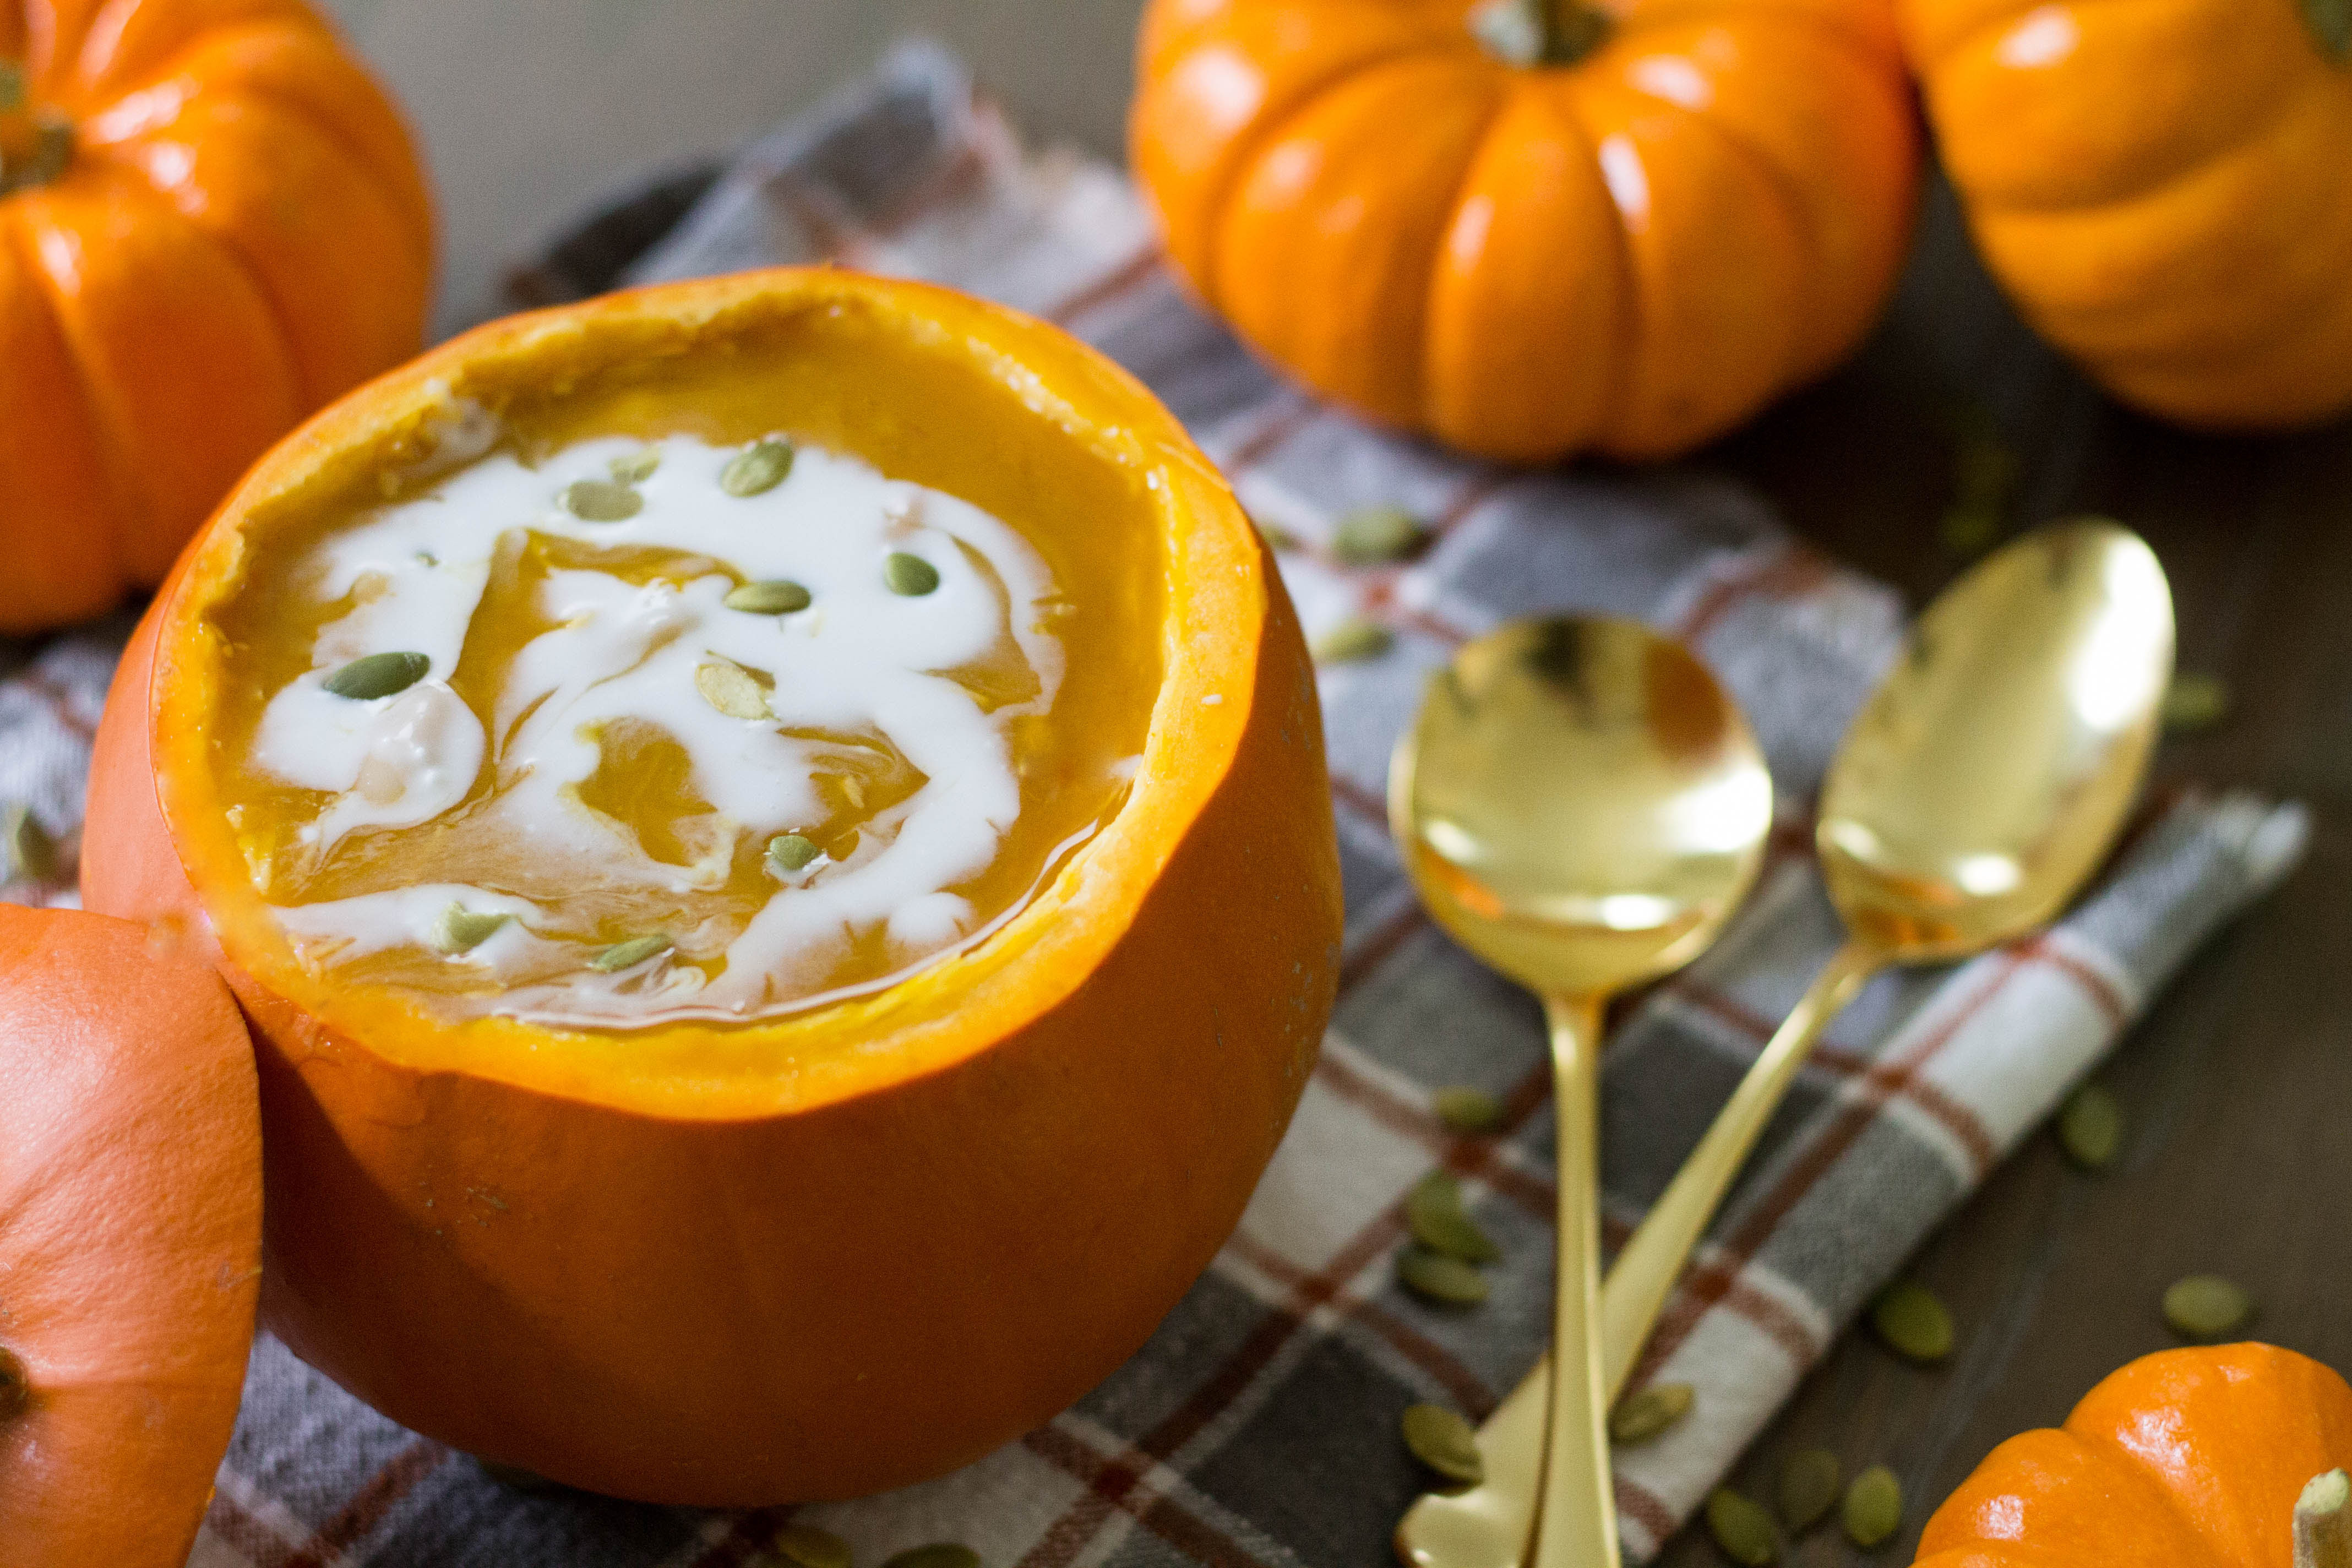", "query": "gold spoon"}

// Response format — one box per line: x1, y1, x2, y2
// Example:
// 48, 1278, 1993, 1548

1390, 617, 1773, 1568
1395, 519, 2175, 1568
